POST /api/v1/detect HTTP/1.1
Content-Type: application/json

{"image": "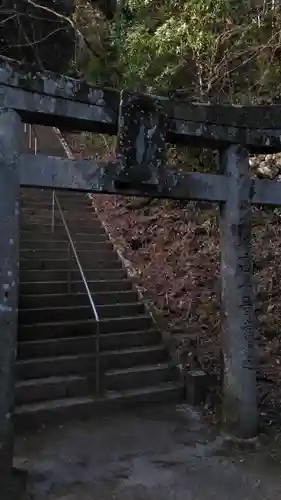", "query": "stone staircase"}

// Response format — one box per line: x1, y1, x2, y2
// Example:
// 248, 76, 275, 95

16, 187, 182, 426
